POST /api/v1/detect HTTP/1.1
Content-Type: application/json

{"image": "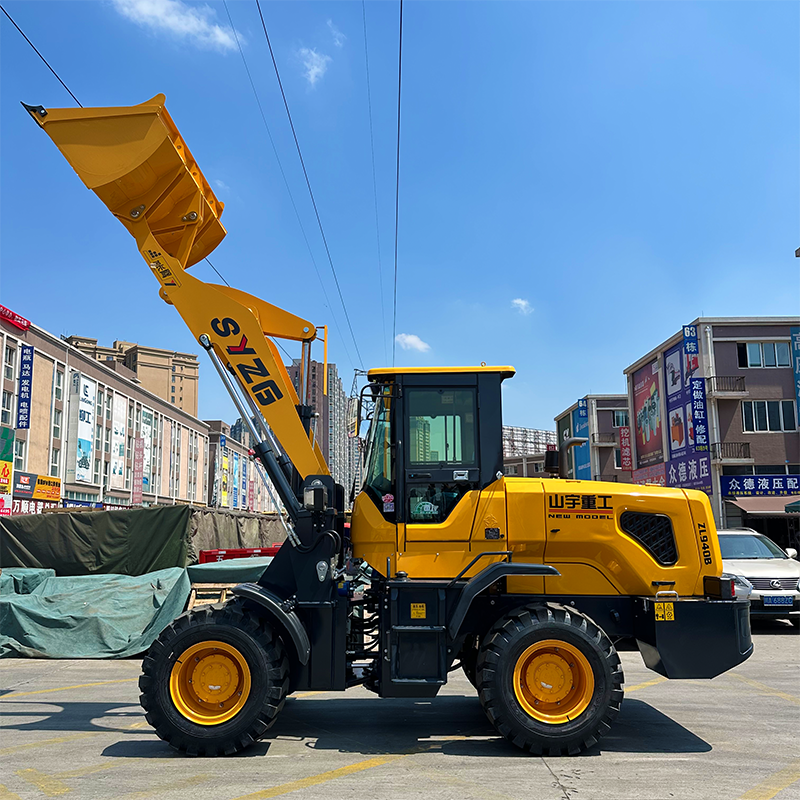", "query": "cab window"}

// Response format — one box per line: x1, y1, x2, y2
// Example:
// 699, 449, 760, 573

407, 389, 477, 466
